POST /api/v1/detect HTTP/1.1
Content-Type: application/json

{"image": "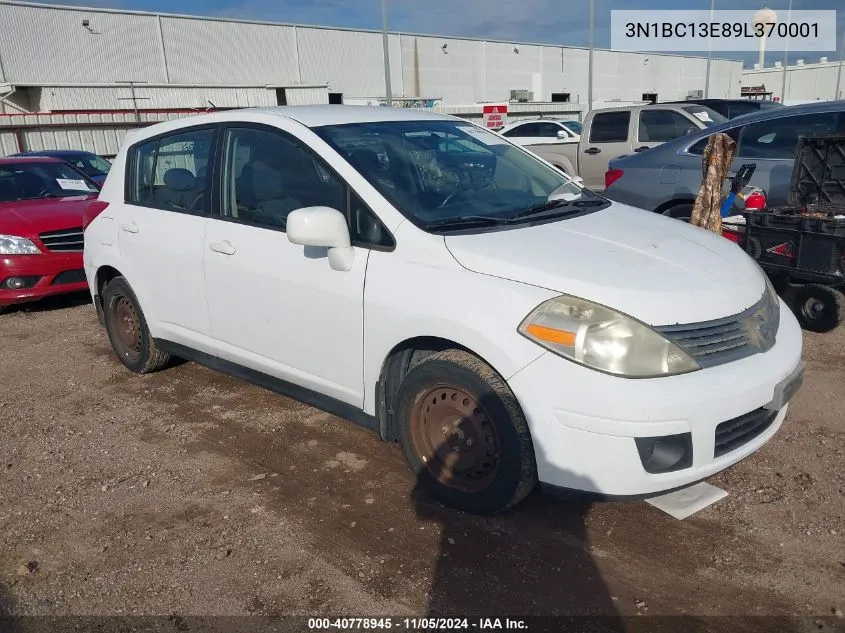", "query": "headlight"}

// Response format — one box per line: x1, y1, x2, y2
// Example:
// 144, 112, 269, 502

0, 235, 41, 255
518, 295, 701, 378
